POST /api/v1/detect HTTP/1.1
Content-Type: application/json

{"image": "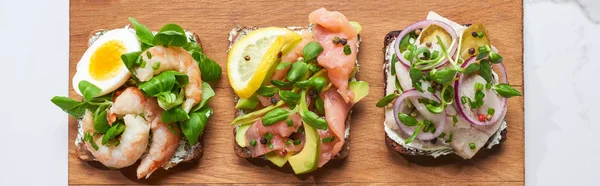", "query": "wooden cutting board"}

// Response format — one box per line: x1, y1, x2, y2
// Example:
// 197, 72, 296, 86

69, 0, 523, 185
